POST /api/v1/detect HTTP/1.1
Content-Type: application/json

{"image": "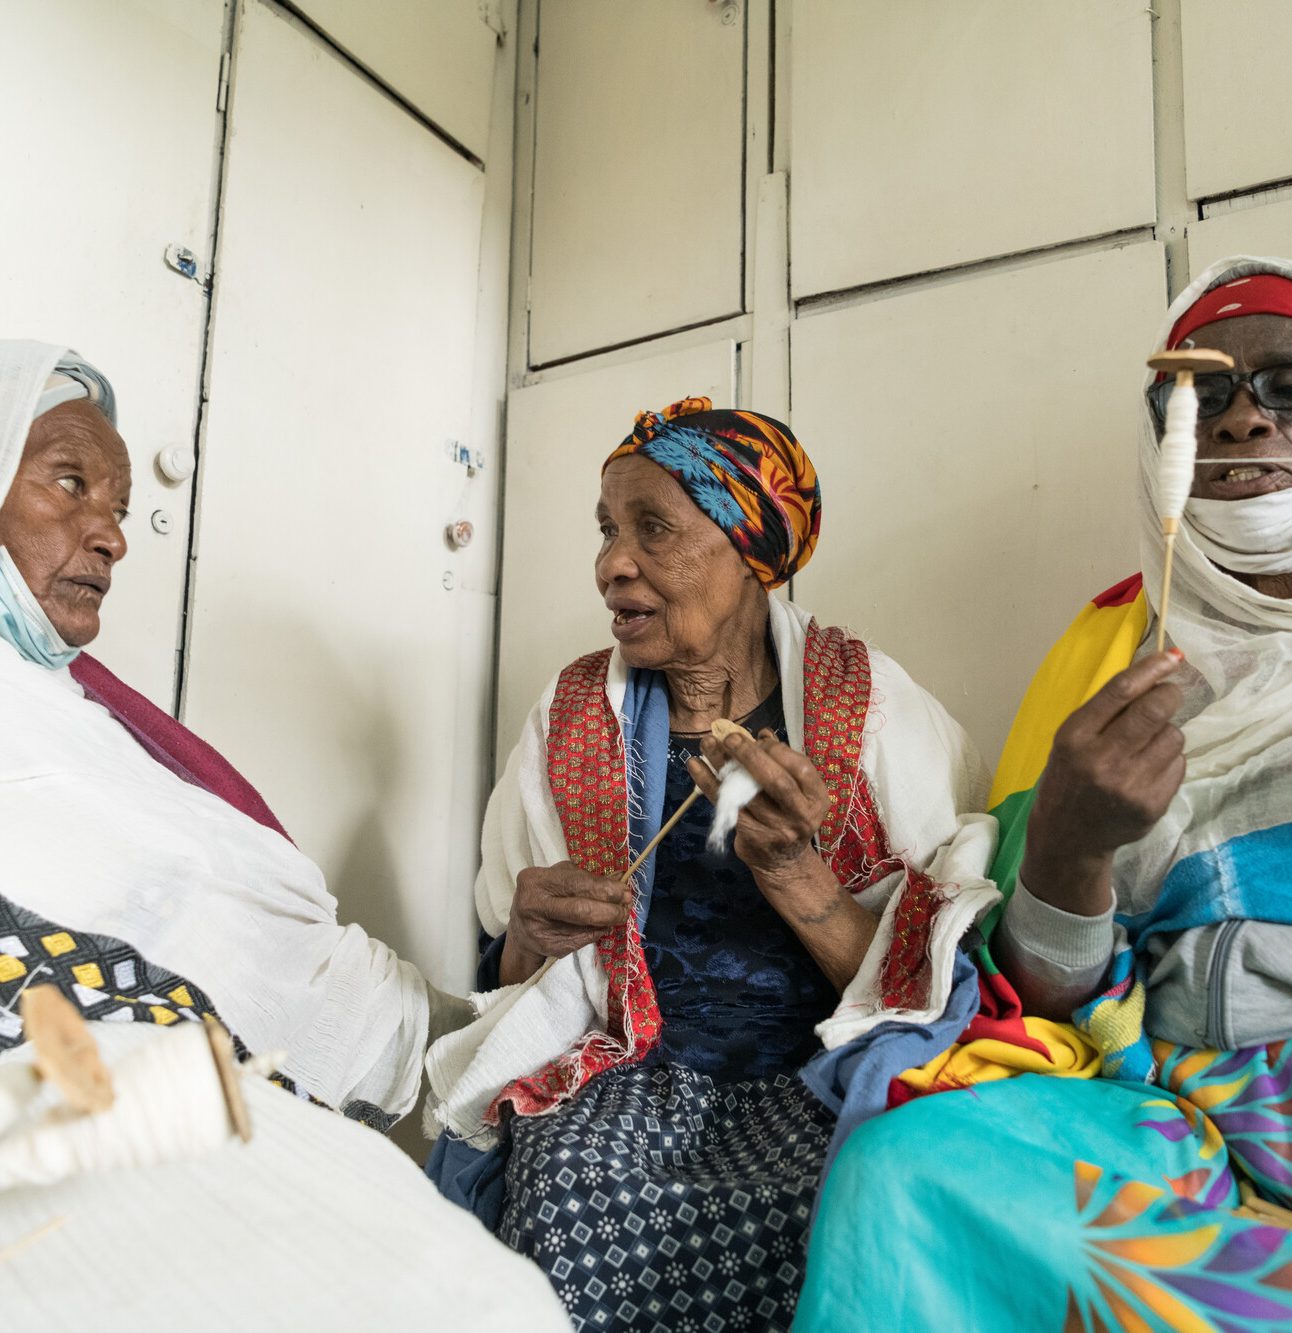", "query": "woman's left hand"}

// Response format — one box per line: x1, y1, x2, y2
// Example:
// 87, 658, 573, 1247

687, 729, 831, 883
